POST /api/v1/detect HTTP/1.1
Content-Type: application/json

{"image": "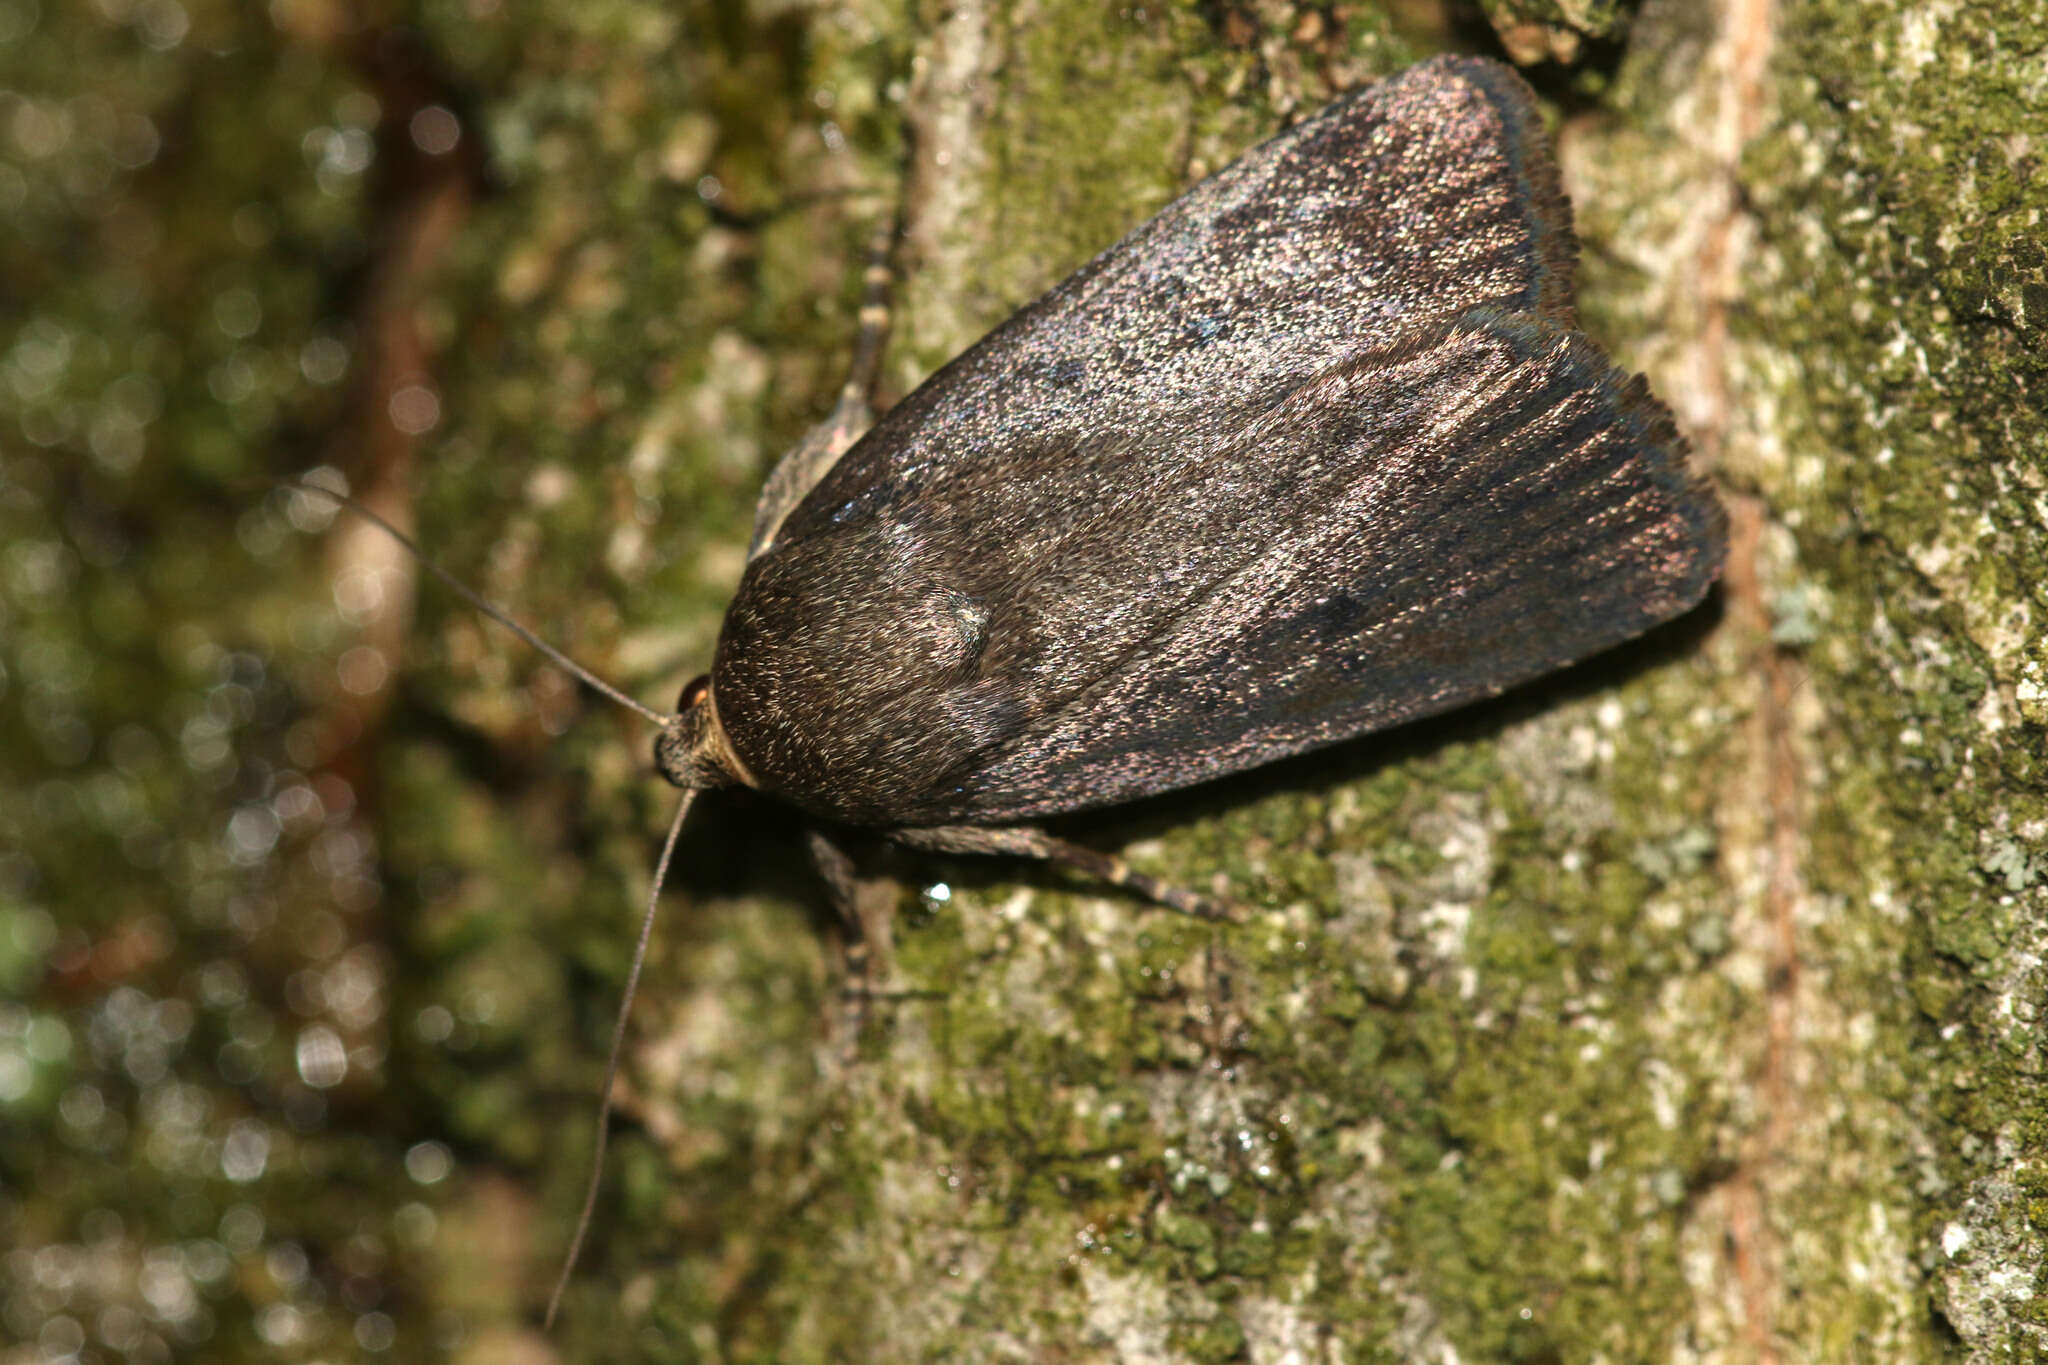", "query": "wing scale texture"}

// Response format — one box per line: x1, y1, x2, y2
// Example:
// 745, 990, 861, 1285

711, 59, 1724, 826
